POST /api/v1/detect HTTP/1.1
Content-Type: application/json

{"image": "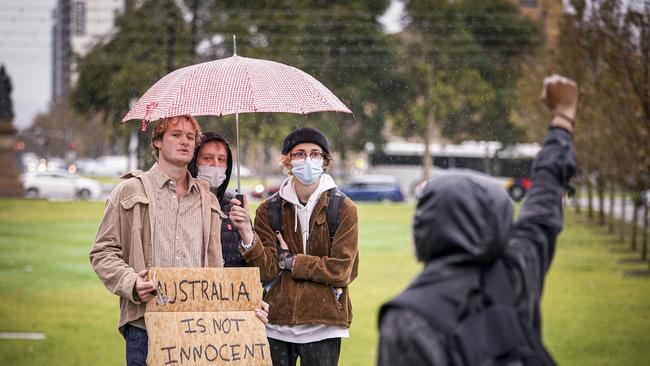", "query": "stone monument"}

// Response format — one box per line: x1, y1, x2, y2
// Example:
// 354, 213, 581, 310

0, 65, 23, 197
